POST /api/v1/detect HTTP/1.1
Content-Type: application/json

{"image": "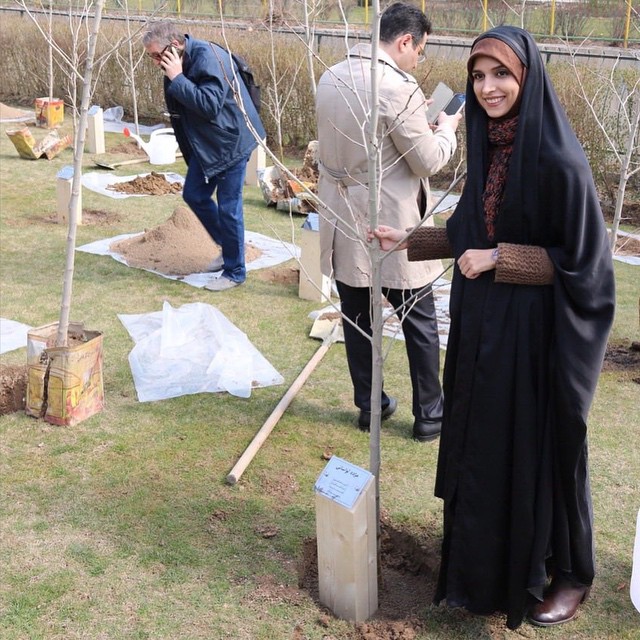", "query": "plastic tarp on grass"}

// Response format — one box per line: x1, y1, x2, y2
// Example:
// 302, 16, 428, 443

119, 301, 284, 402
0, 318, 33, 354
76, 230, 300, 288
81, 171, 185, 199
